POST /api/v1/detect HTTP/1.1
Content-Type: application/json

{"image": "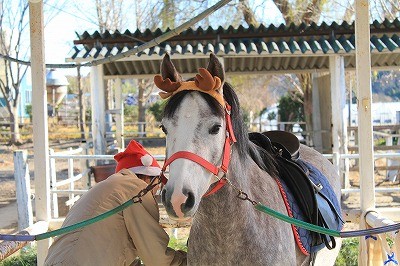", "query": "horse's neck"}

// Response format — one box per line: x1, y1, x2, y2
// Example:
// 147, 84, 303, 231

193, 149, 275, 227
189, 150, 297, 265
